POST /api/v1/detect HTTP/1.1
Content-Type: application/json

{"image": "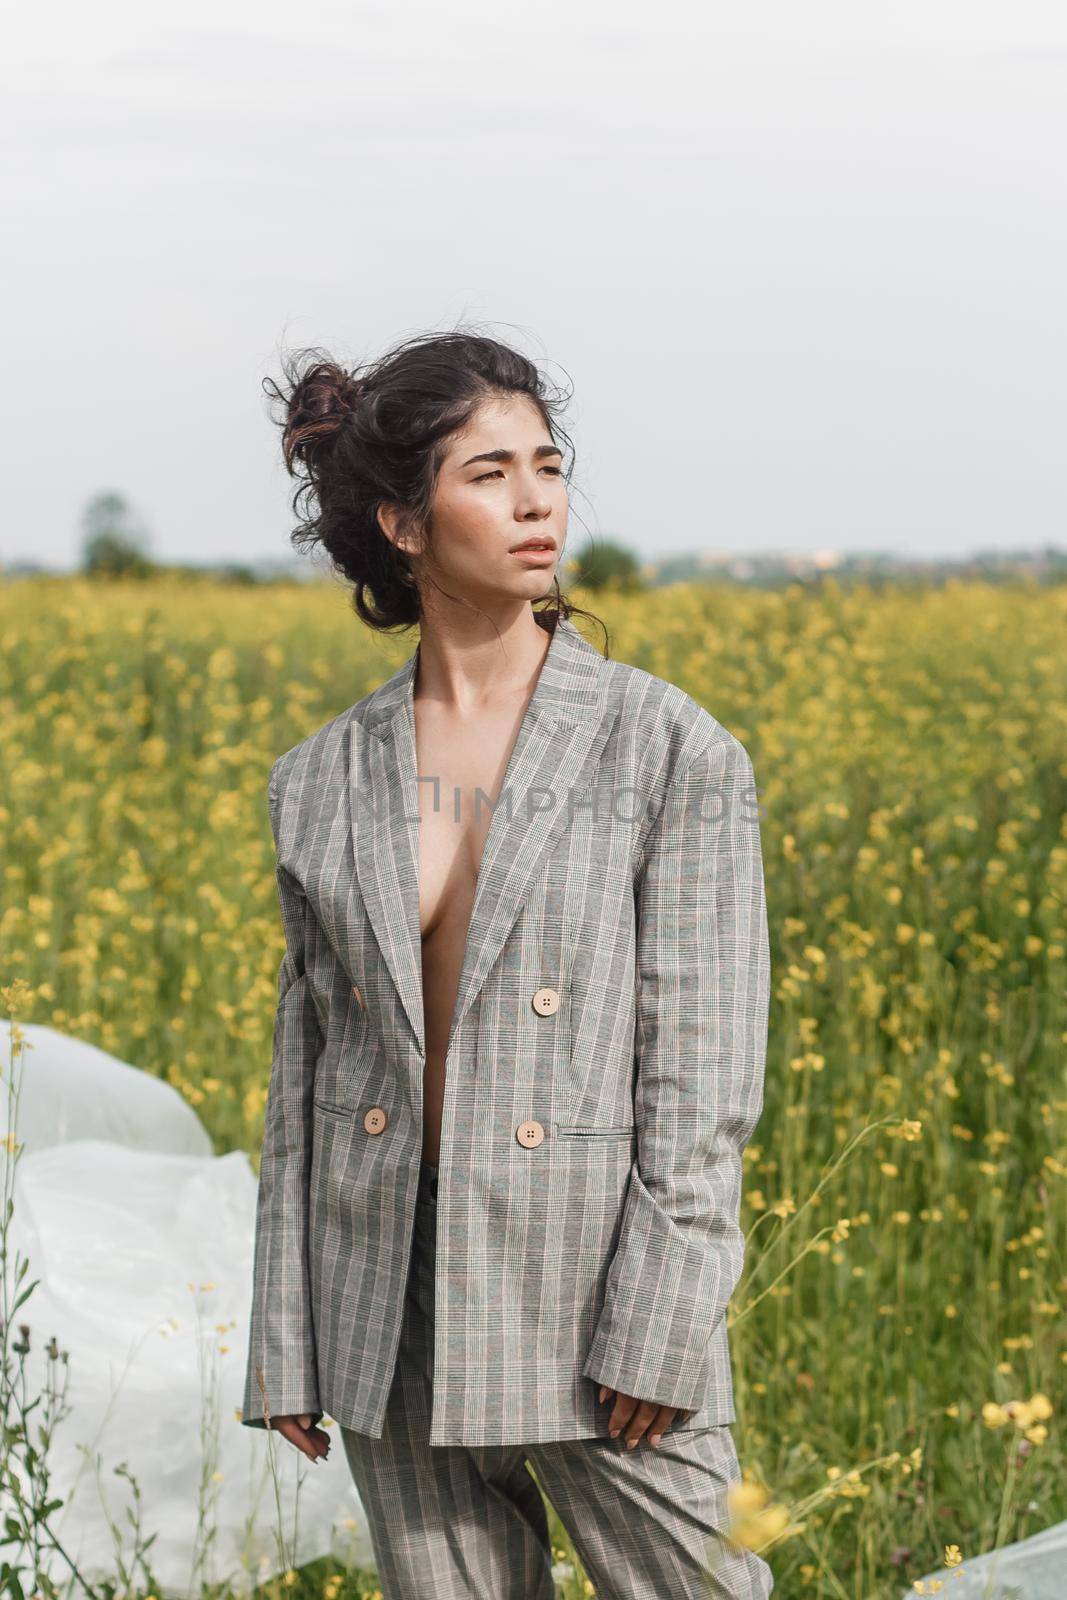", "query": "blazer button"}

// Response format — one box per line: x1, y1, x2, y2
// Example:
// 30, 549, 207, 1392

531, 987, 559, 1016
351, 984, 366, 1010
364, 1106, 388, 1135
516, 1119, 545, 1147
